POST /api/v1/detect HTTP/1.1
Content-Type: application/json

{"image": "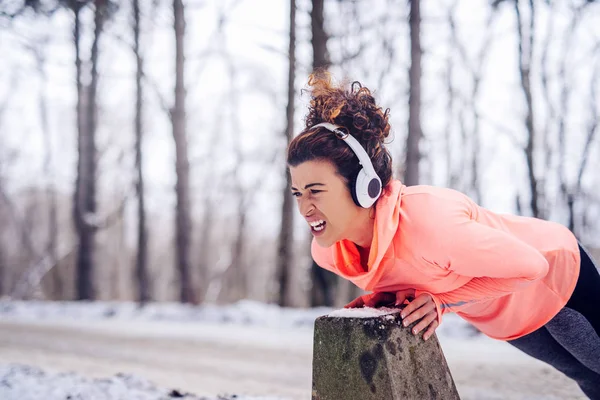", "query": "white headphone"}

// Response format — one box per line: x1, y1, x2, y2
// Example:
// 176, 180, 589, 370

311, 122, 382, 208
